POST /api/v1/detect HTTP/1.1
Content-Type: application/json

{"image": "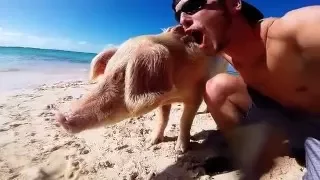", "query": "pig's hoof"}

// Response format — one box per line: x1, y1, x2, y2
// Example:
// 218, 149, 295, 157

175, 138, 190, 153
150, 134, 164, 145
147, 134, 164, 148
